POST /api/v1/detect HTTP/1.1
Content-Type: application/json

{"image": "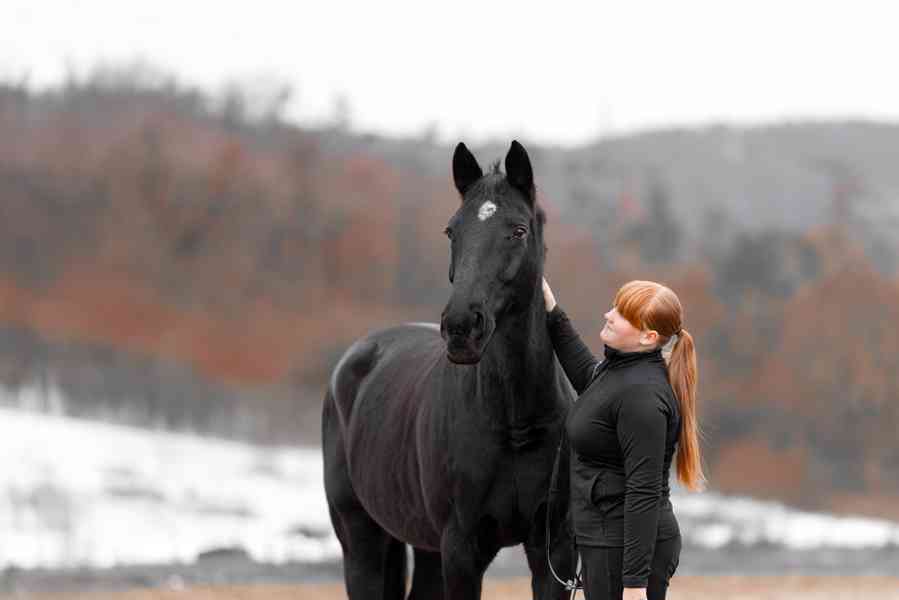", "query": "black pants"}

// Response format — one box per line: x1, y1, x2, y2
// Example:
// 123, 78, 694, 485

579, 535, 681, 600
